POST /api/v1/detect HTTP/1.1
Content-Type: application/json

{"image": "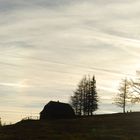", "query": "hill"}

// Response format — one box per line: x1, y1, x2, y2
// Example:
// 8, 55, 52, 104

0, 112, 140, 140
